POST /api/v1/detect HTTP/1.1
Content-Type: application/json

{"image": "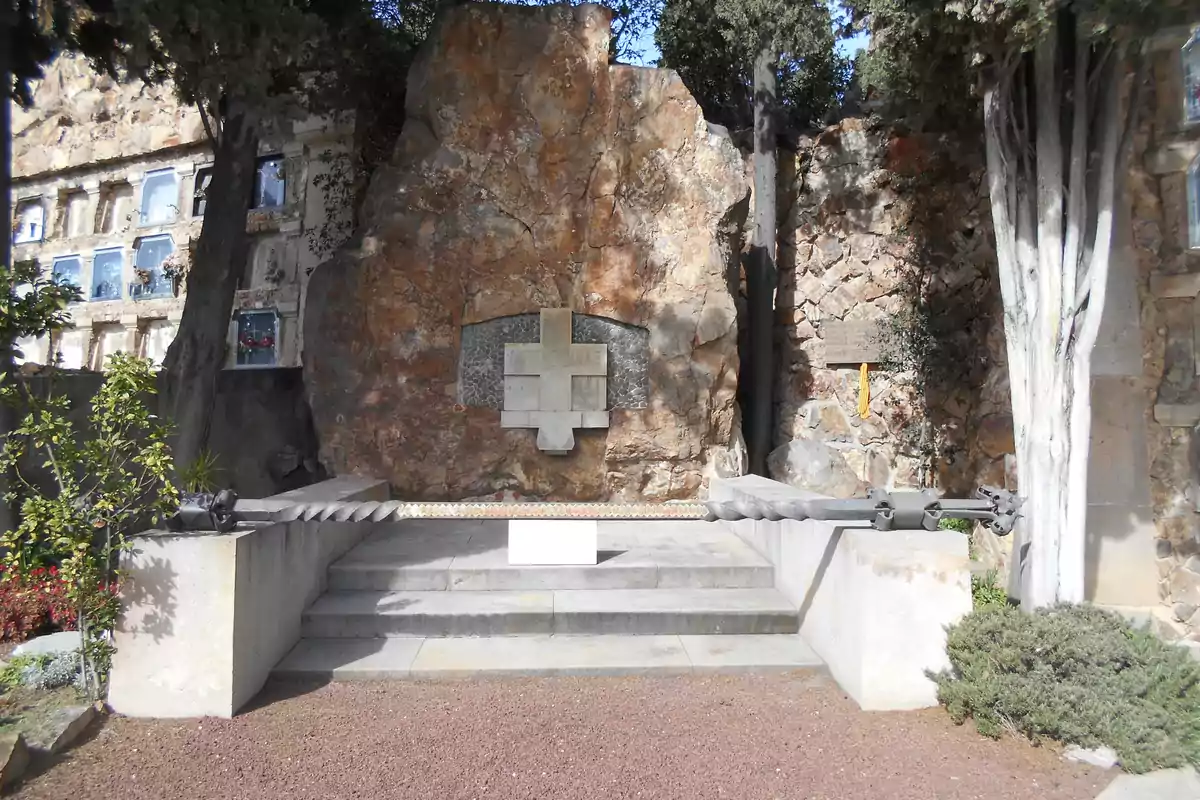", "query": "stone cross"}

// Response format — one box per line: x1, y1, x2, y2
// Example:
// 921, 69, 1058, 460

501, 308, 609, 454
